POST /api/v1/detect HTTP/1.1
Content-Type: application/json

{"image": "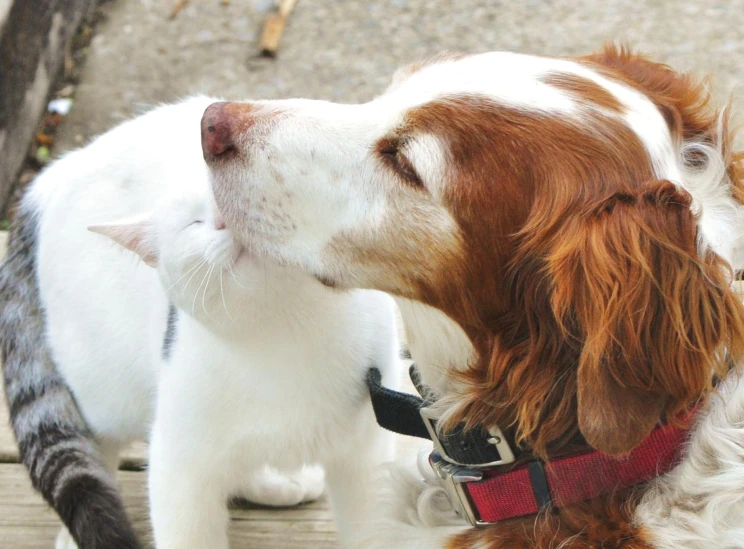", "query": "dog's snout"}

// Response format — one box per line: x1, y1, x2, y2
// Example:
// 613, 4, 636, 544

201, 102, 254, 159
